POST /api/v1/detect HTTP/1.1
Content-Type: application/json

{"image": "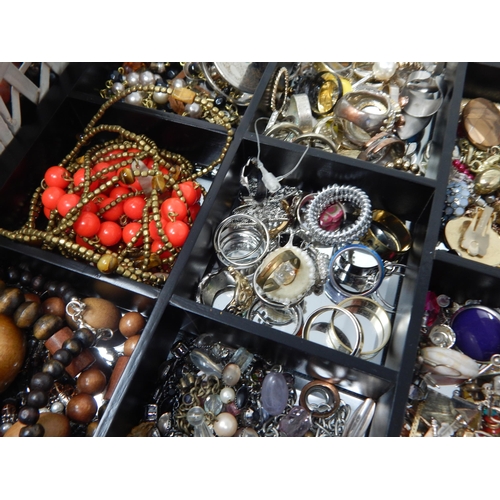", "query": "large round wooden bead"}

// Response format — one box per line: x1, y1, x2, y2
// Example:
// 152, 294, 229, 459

76, 368, 107, 395
4, 412, 71, 437
0, 313, 26, 393
66, 297, 121, 332
119, 311, 145, 337
66, 393, 98, 424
